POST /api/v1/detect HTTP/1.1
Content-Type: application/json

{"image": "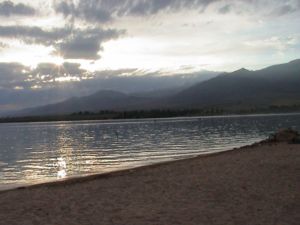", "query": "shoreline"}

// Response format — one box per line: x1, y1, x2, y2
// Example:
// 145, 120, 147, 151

1, 111, 300, 124
0, 141, 299, 225
0, 146, 238, 193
